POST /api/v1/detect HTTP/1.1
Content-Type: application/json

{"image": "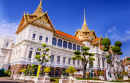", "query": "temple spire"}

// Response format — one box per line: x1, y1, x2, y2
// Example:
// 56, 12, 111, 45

33, 0, 44, 16
84, 9, 86, 25
81, 9, 89, 32
106, 32, 107, 38
39, 0, 42, 7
